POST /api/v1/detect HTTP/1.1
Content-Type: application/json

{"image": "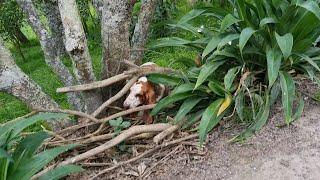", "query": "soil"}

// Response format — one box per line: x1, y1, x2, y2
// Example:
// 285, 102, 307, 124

147, 81, 320, 180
